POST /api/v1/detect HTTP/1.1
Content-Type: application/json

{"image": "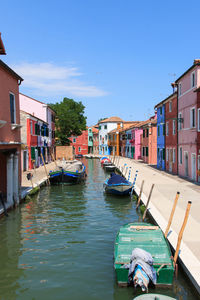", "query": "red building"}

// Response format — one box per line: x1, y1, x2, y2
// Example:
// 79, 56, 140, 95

69, 129, 88, 155
0, 34, 23, 211
140, 116, 157, 165
164, 92, 178, 174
